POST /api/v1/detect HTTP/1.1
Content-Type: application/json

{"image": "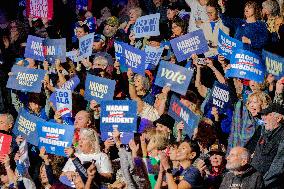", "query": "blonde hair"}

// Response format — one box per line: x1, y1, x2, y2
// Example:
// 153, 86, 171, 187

80, 128, 101, 153
147, 129, 169, 150
129, 7, 143, 18
246, 91, 271, 110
